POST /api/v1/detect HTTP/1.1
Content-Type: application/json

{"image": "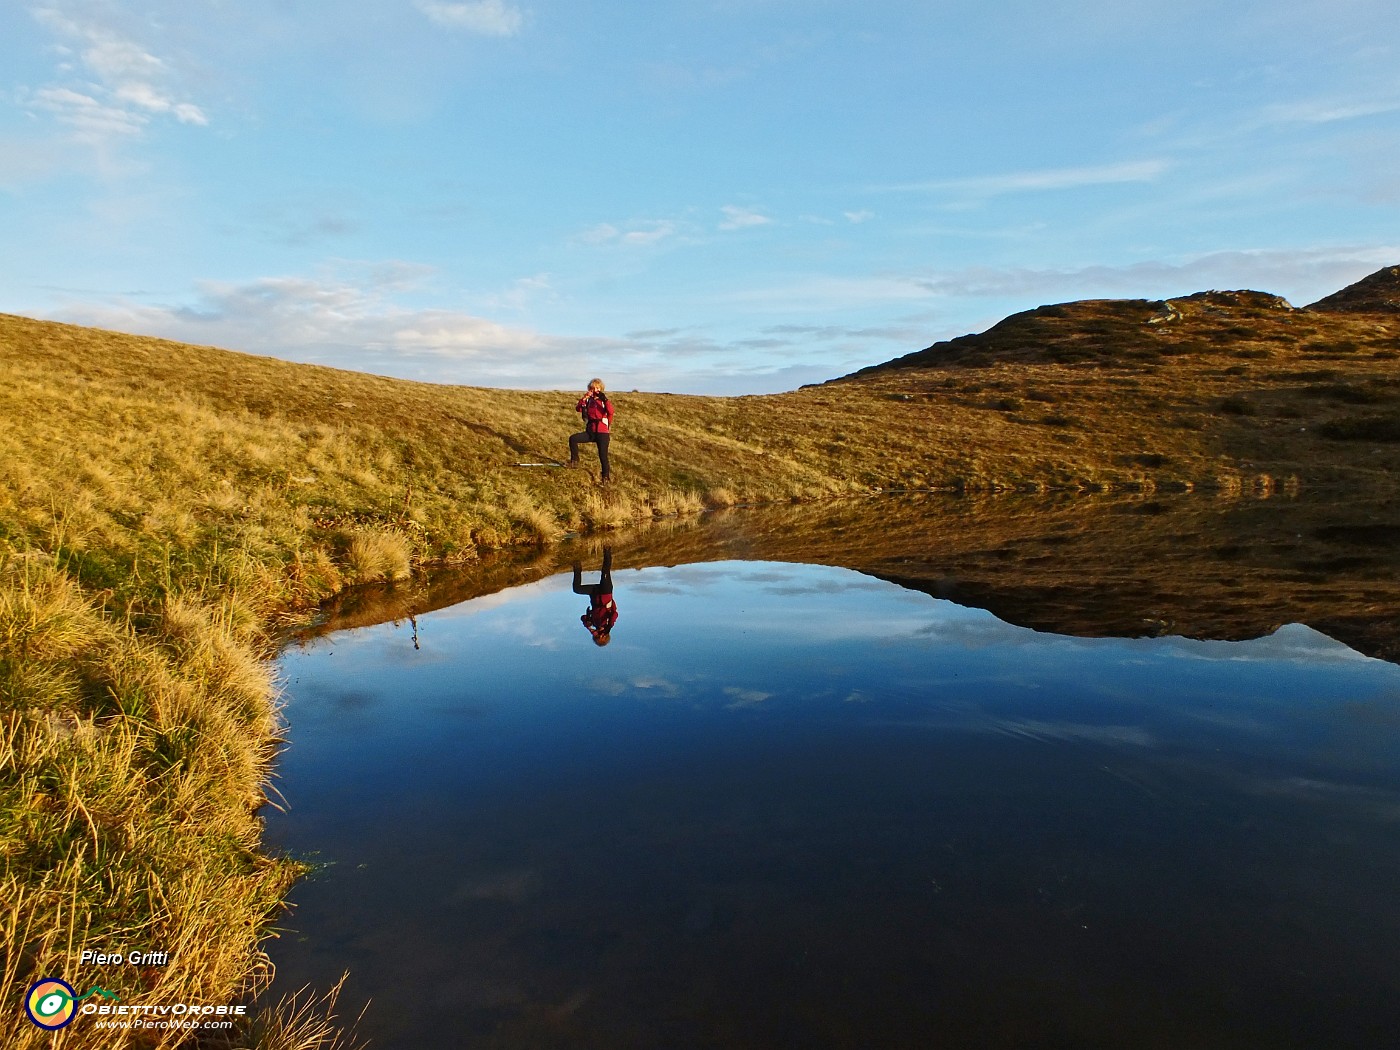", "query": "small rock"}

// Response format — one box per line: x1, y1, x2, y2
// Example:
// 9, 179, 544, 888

1147, 301, 1182, 325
